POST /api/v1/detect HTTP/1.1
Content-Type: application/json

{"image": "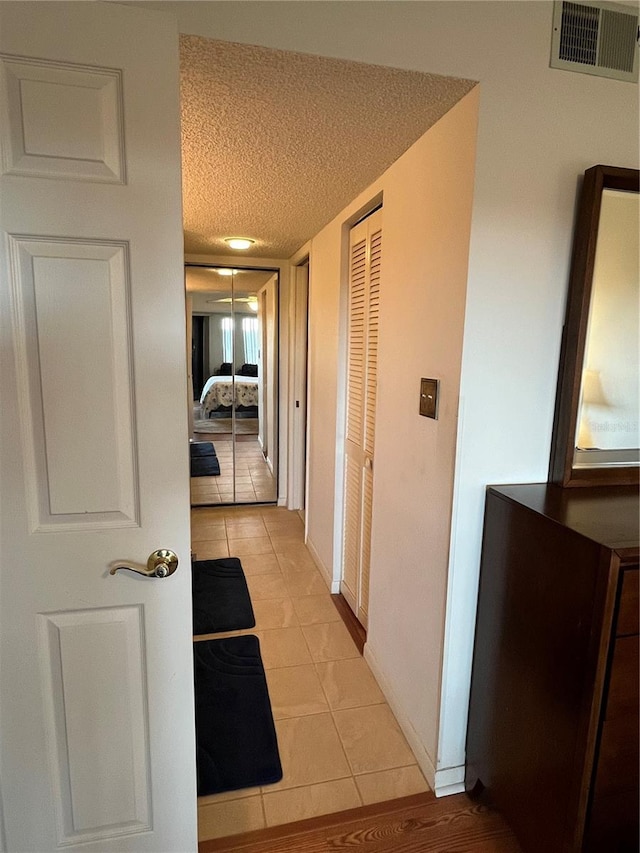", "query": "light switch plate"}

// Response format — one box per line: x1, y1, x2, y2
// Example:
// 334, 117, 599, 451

419, 378, 439, 419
